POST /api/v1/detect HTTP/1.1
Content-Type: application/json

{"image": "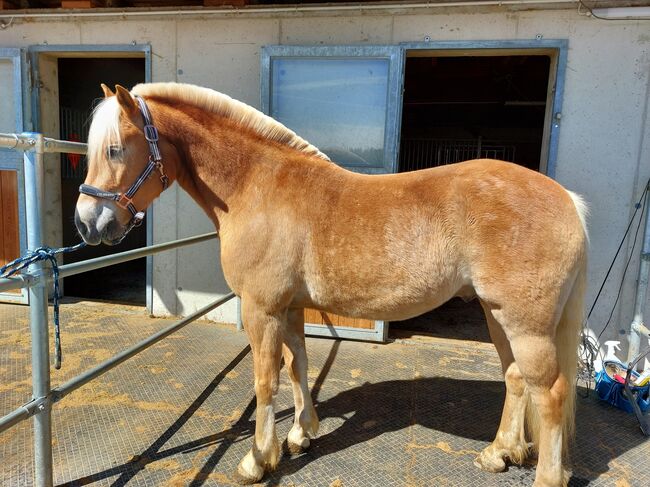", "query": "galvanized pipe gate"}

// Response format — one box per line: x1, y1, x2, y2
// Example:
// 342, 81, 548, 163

0, 132, 234, 487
